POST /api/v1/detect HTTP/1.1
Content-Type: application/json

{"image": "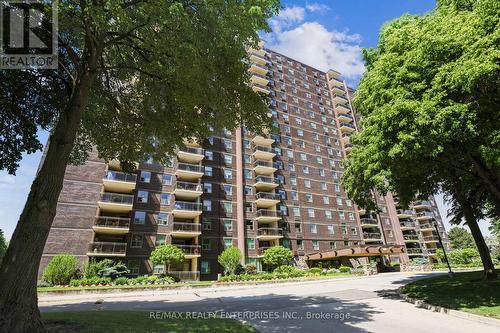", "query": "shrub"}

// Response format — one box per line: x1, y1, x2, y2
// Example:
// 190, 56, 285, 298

147, 275, 159, 283
98, 263, 129, 279
114, 277, 128, 285
306, 267, 322, 275
150, 245, 185, 273
135, 275, 148, 284
69, 277, 111, 286
235, 264, 245, 275
42, 254, 78, 286
262, 246, 293, 270
339, 265, 351, 273
218, 247, 242, 275
83, 259, 114, 278
273, 265, 305, 278
448, 248, 480, 265
244, 264, 257, 274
